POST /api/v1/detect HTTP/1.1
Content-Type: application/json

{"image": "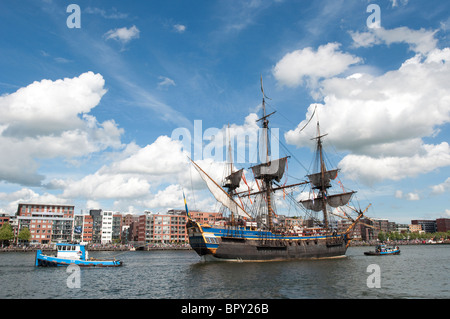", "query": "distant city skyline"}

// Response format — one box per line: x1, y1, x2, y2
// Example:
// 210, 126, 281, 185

0, 1, 449, 224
